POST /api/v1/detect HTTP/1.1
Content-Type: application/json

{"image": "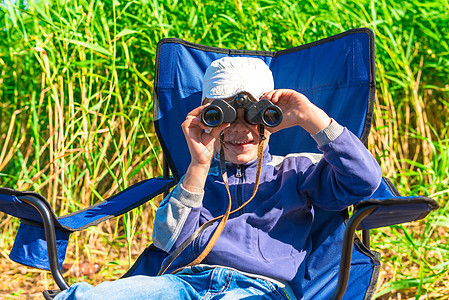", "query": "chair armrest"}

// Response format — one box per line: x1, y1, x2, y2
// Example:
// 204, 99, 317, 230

56, 177, 176, 231
16, 194, 71, 291
1, 177, 176, 232
0, 177, 176, 290
354, 196, 439, 230
331, 196, 439, 300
